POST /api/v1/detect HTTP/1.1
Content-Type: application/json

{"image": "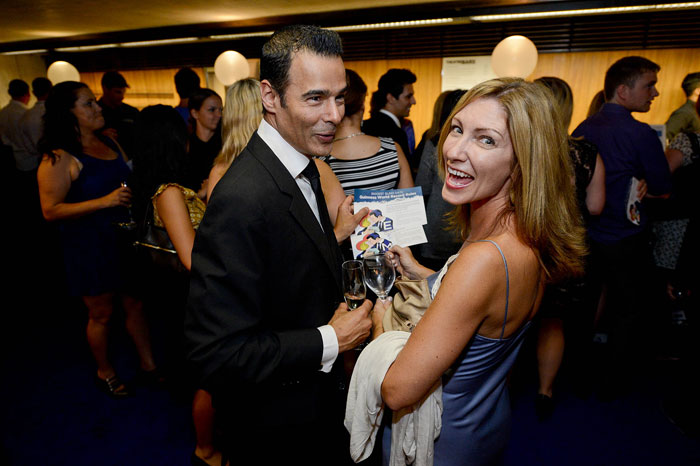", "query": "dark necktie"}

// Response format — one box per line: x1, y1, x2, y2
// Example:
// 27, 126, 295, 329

301, 160, 336, 248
